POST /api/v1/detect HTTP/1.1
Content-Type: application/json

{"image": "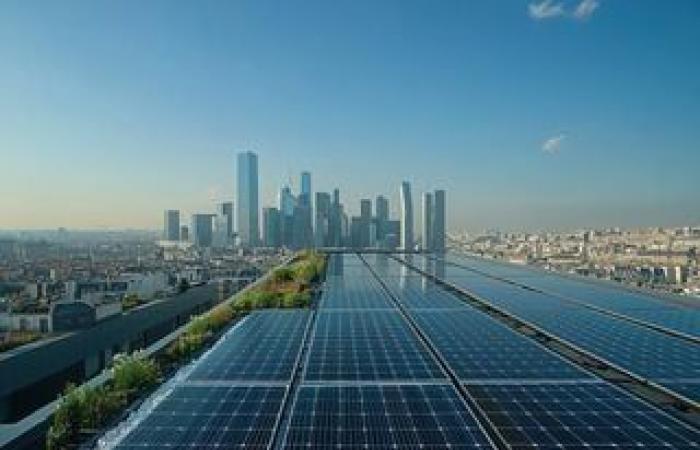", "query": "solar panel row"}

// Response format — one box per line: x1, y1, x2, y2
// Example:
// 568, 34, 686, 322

446, 254, 700, 339
399, 254, 700, 404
